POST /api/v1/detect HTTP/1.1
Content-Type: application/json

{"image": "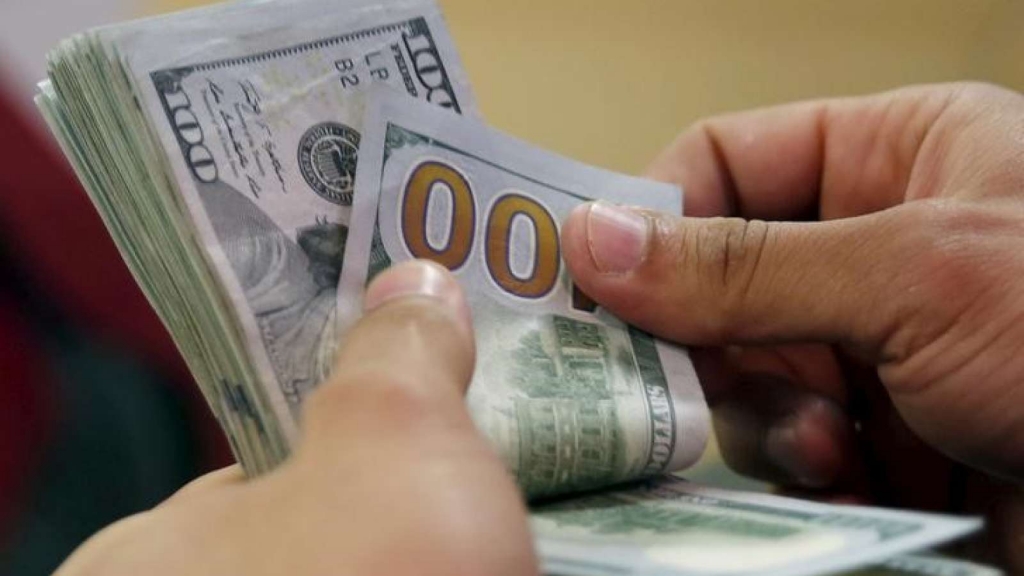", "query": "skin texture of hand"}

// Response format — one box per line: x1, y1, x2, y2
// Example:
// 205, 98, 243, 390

55, 261, 536, 576
561, 83, 1024, 568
